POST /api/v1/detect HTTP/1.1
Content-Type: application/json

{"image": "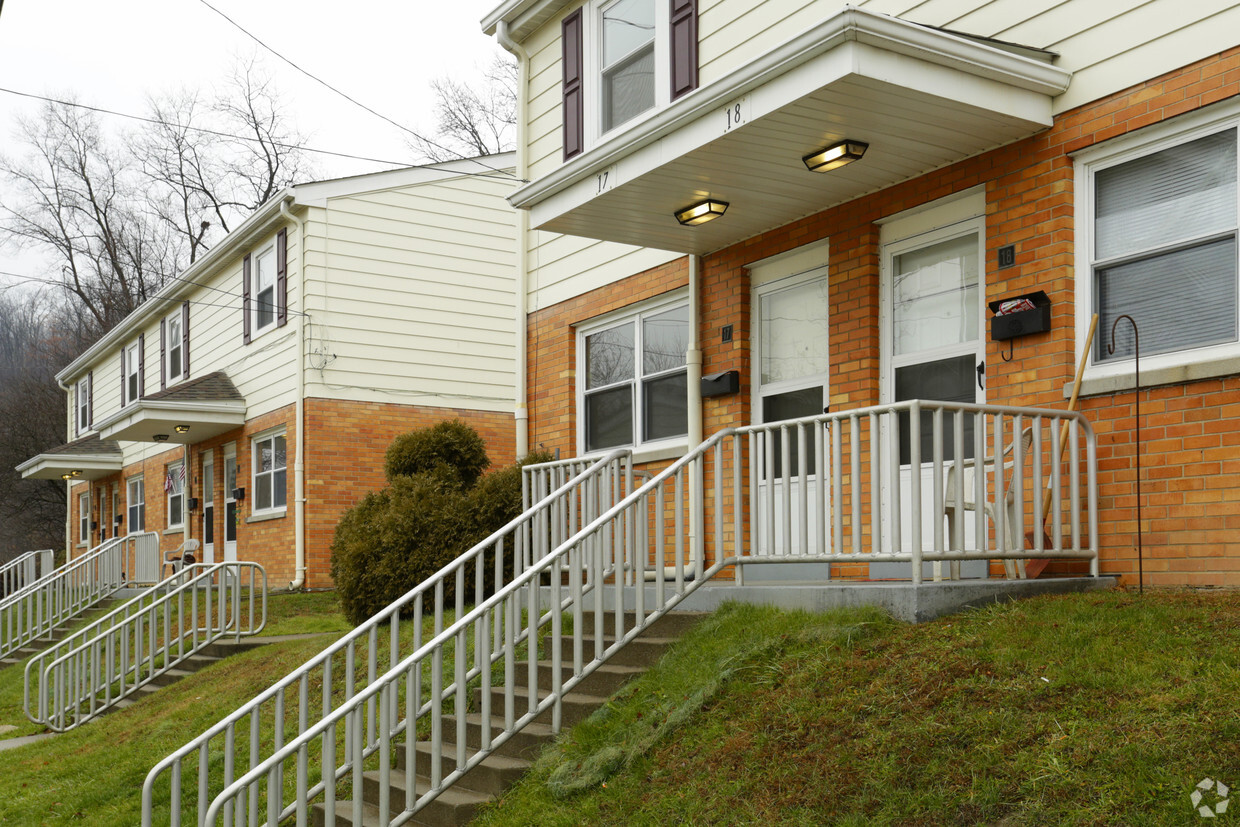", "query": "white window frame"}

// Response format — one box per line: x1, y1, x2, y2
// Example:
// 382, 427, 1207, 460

76, 377, 90, 433
127, 475, 145, 534
78, 491, 90, 545
123, 341, 141, 406
251, 428, 288, 516
576, 292, 690, 458
166, 310, 184, 385
166, 460, 185, 530
1074, 99, 1240, 391
584, 0, 670, 146
252, 246, 277, 338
